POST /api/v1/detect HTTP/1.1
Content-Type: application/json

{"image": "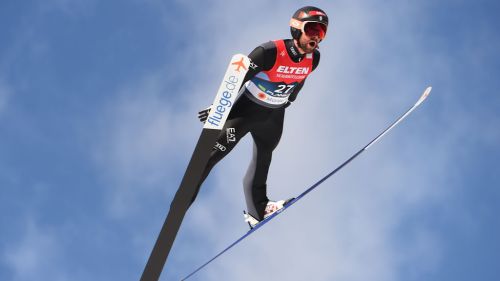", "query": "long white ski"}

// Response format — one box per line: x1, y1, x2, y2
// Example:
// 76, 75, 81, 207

181, 86, 432, 280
